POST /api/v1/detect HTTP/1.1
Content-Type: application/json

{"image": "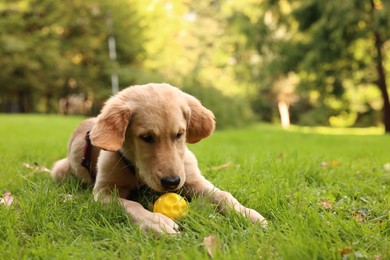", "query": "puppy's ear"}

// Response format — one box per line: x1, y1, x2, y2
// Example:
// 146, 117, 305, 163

184, 93, 215, 144
89, 97, 131, 151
